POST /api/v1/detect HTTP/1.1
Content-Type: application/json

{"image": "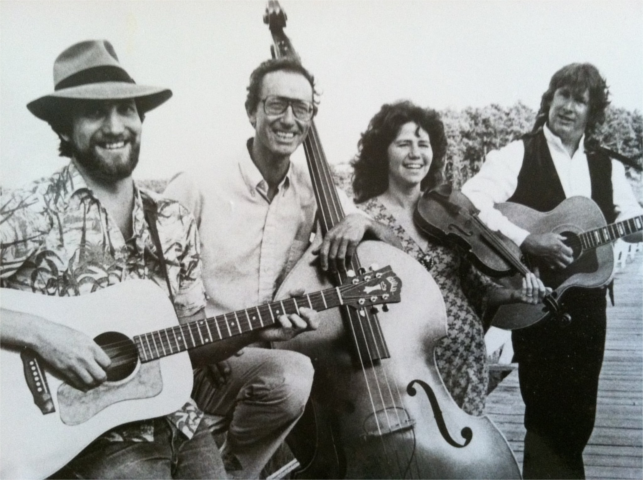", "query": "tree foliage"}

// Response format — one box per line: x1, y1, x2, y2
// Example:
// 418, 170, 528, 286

334, 104, 642, 203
